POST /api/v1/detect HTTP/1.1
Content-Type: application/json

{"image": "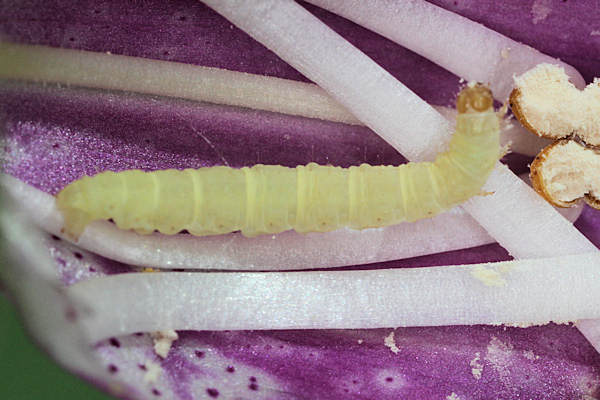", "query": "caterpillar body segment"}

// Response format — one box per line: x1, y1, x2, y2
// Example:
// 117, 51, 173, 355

56, 86, 501, 240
